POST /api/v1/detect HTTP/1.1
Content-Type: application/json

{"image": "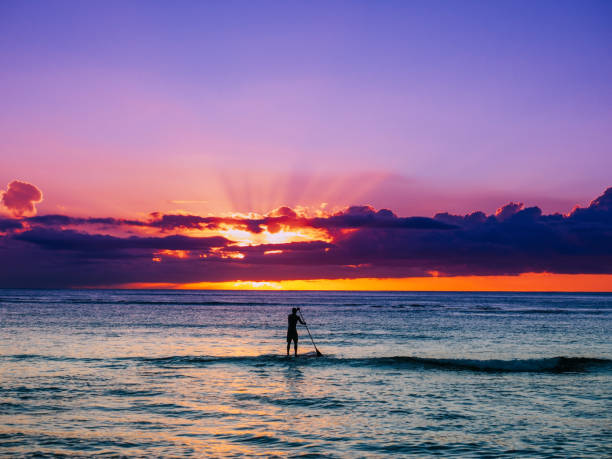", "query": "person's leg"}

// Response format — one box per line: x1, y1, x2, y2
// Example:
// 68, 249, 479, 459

287, 340, 290, 356
294, 338, 298, 356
